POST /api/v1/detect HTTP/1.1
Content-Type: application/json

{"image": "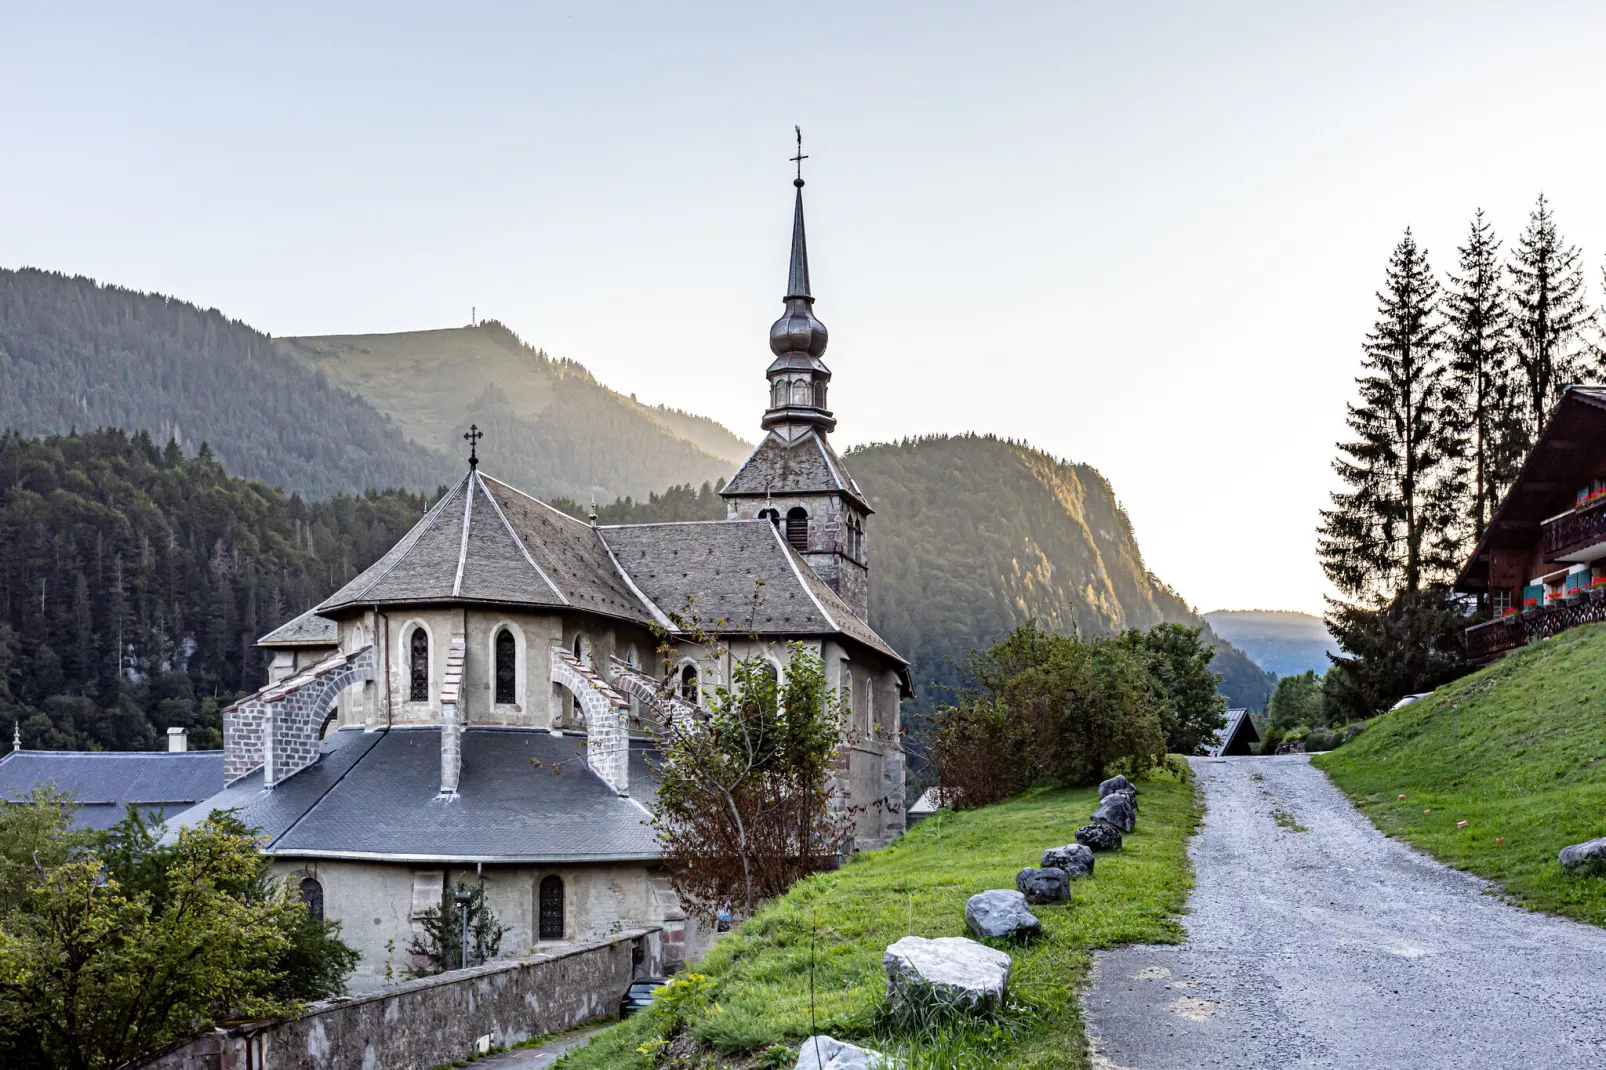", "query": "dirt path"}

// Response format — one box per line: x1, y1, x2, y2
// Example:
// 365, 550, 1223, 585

1083, 755, 1606, 1069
